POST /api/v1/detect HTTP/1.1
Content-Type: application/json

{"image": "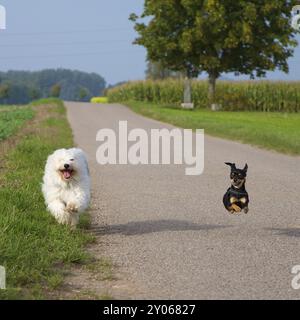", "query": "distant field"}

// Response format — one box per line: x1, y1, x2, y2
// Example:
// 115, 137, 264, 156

0, 106, 34, 141
122, 101, 300, 155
